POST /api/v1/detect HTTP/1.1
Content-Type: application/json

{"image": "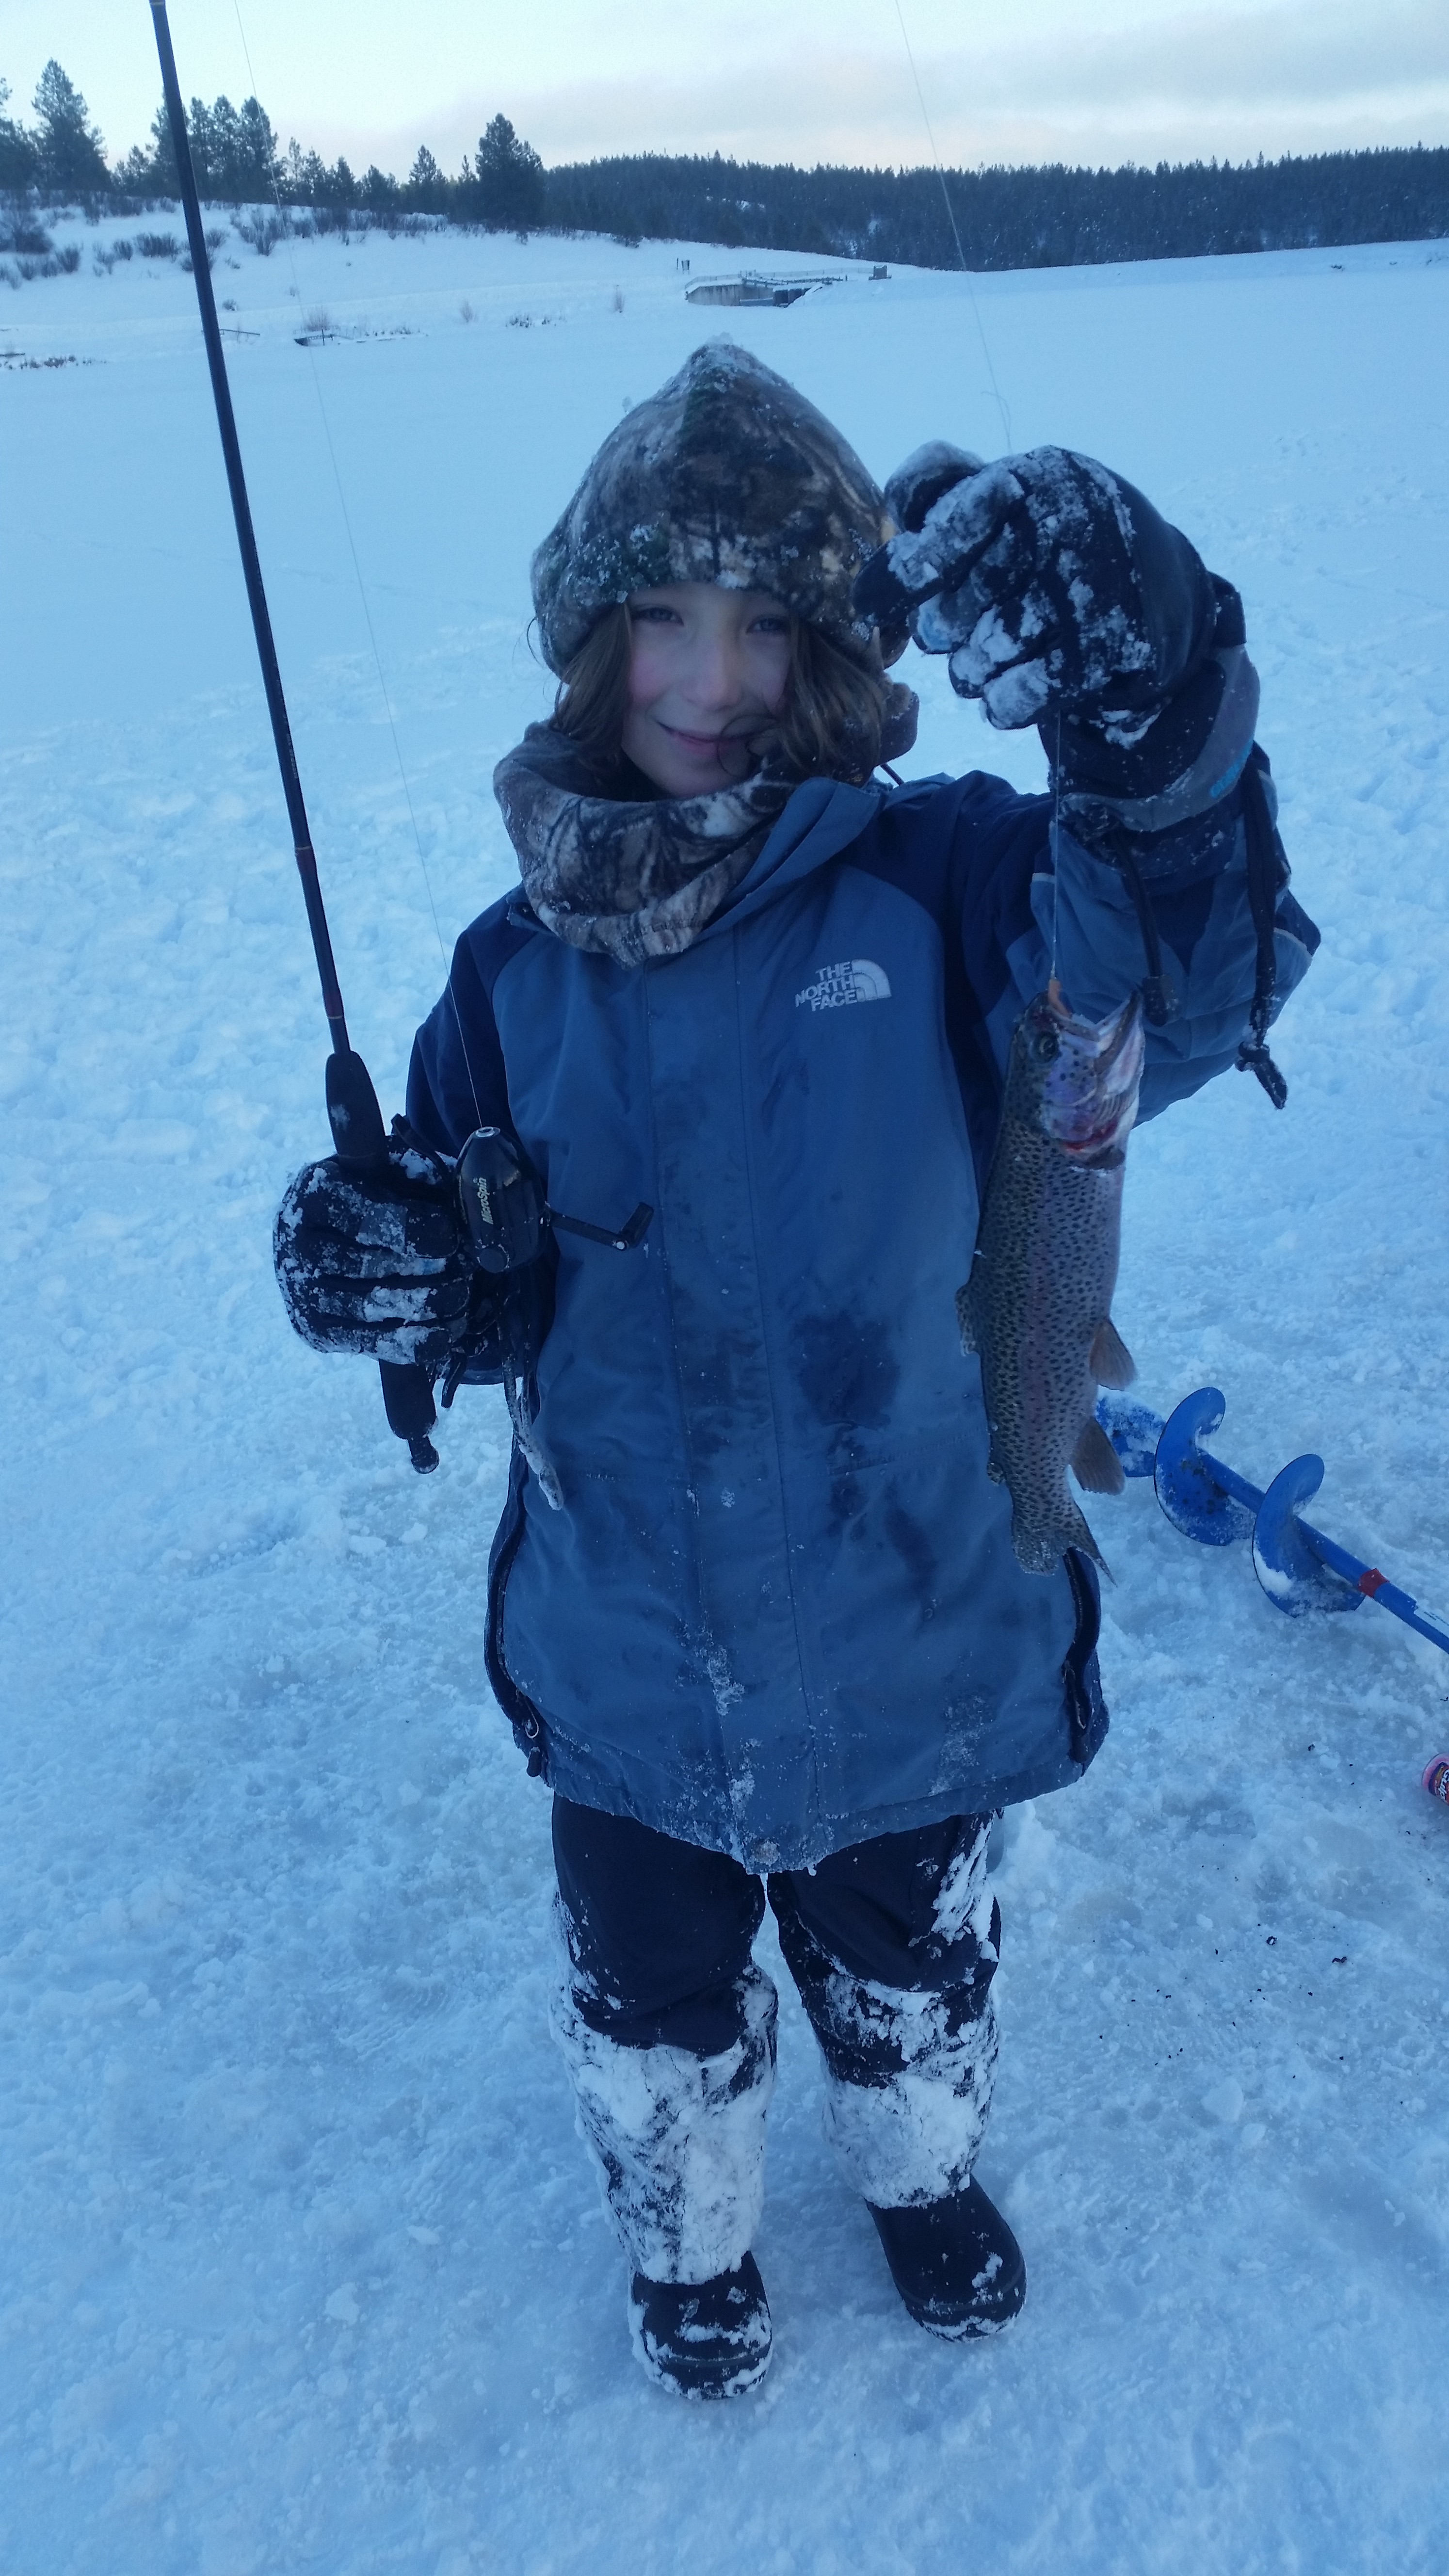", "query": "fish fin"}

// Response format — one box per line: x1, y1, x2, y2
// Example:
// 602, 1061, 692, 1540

1072, 1414, 1126, 1496
955, 1274, 979, 1355
1064, 1497, 1114, 1583
1089, 1315, 1136, 1390
986, 1455, 1006, 1485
